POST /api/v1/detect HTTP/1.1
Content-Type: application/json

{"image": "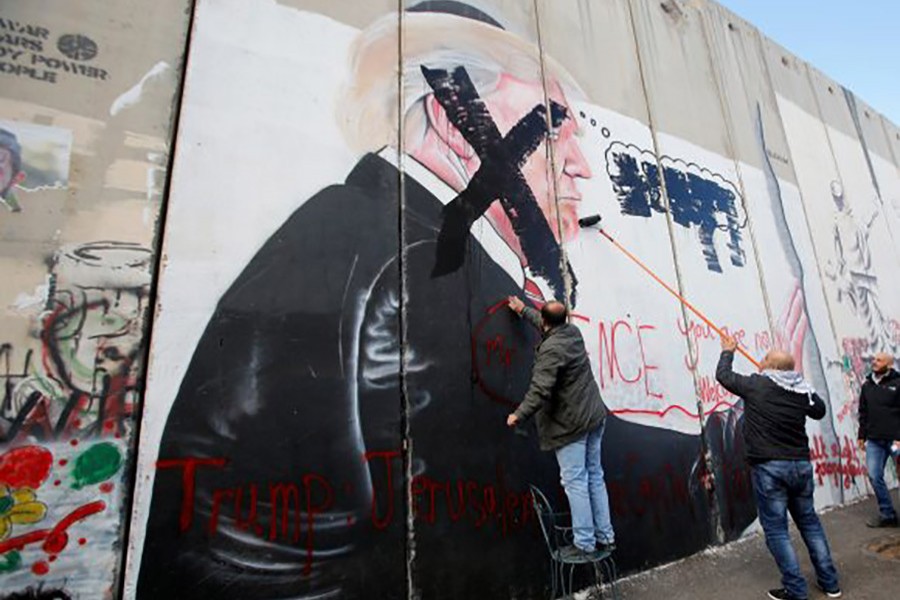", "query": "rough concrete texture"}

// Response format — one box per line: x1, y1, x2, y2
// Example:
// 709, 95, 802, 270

615, 491, 900, 599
